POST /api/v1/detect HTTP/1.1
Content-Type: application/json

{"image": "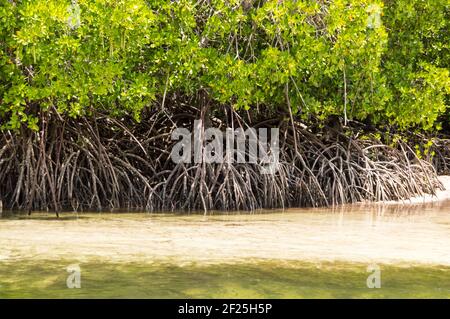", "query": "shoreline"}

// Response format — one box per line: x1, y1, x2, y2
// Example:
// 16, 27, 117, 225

380, 175, 450, 205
